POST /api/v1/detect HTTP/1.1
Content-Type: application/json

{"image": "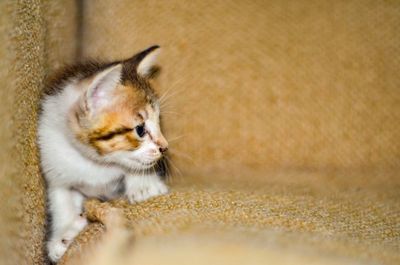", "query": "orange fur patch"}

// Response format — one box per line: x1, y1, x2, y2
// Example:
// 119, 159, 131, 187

91, 134, 139, 155
72, 82, 151, 155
